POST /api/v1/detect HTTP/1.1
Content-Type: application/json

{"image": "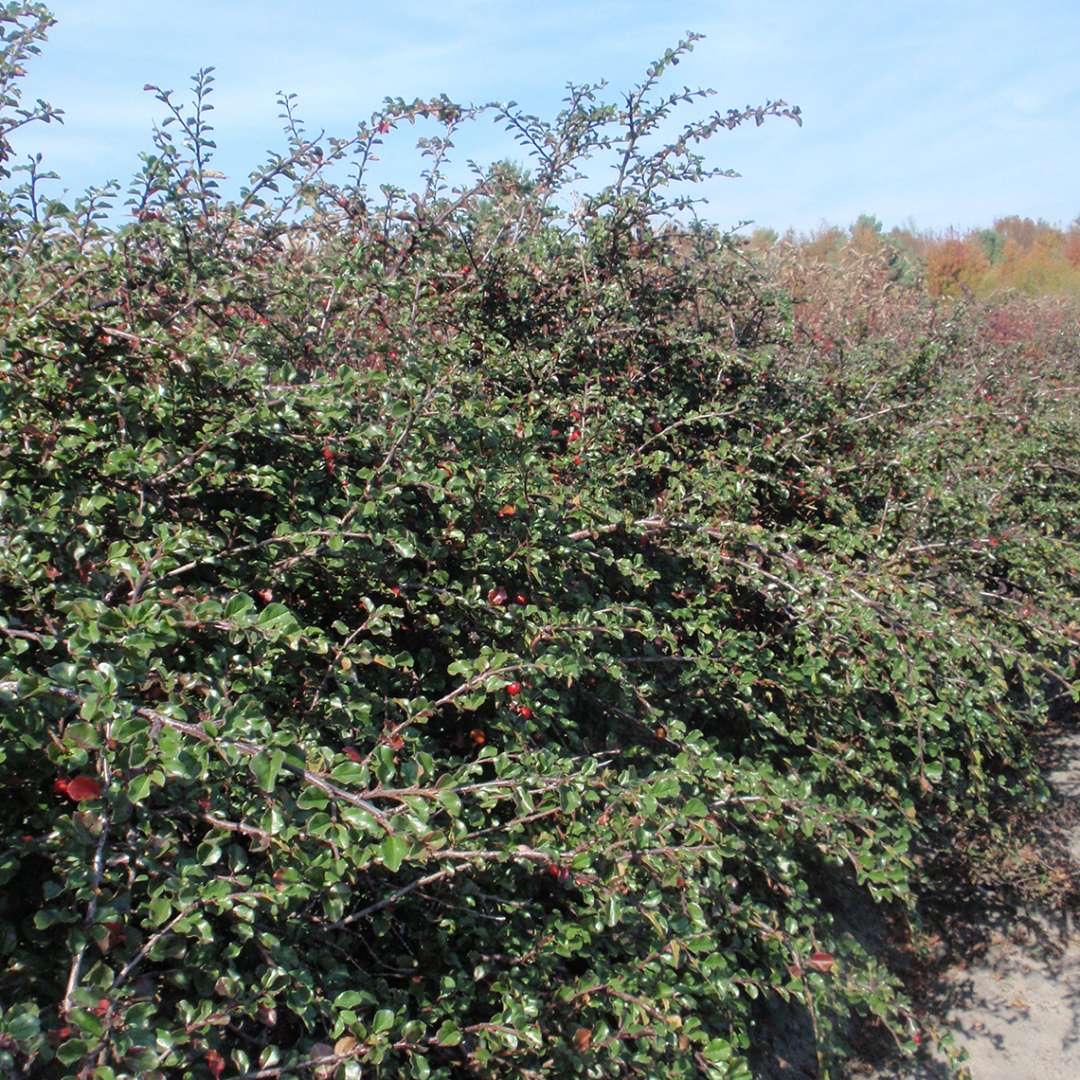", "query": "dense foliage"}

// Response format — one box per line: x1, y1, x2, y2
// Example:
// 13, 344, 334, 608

1, 5, 1078, 1077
